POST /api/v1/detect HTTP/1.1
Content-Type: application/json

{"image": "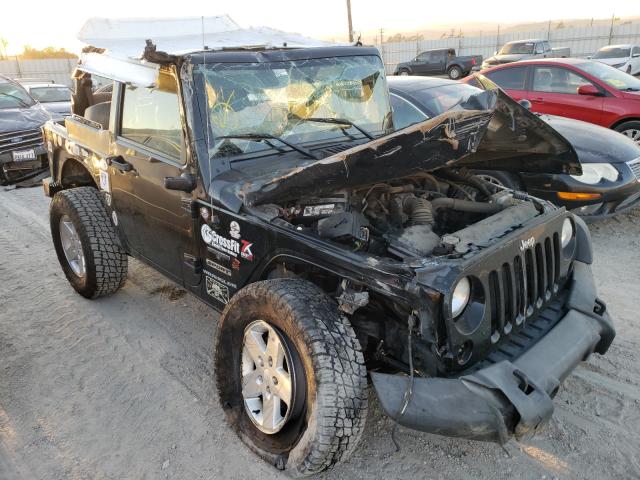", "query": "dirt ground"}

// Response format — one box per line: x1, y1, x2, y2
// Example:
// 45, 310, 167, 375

1, 186, 639, 480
